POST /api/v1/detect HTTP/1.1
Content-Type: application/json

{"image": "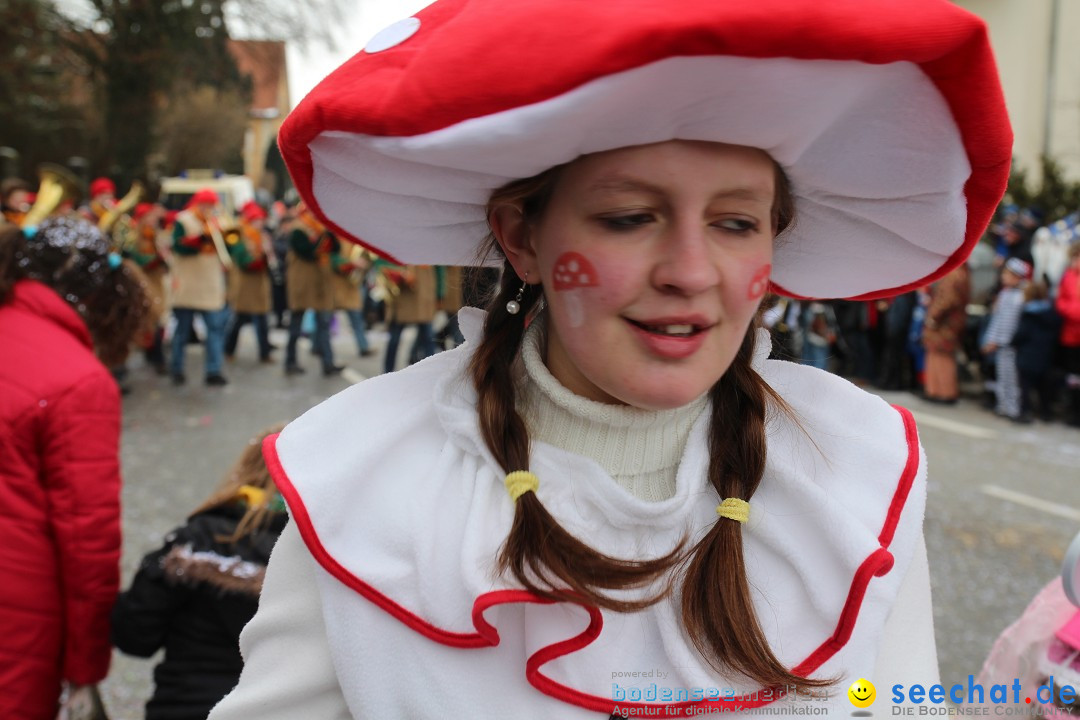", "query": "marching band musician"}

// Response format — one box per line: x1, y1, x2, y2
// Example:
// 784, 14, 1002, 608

82, 177, 116, 226
1, 178, 32, 227
15, 165, 83, 229
224, 201, 275, 364
374, 260, 438, 374
169, 188, 231, 387
128, 203, 171, 375
330, 238, 374, 358
435, 265, 466, 350
270, 202, 294, 329
284, 203, 341, 377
